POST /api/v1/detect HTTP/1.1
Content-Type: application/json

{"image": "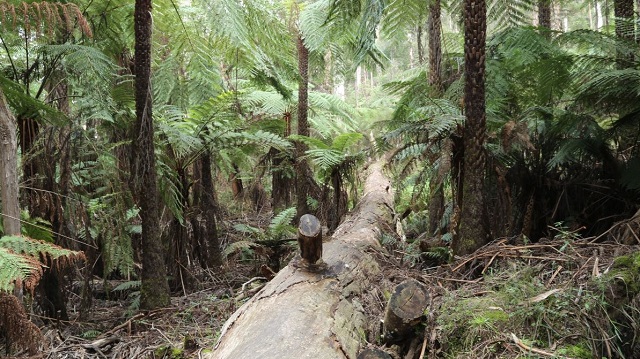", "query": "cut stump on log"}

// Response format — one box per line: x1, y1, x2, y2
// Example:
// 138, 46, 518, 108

206, 160, 394, 359
294, 213, 326, 271
382, 278, 429, 343
357, 348, 393, 359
